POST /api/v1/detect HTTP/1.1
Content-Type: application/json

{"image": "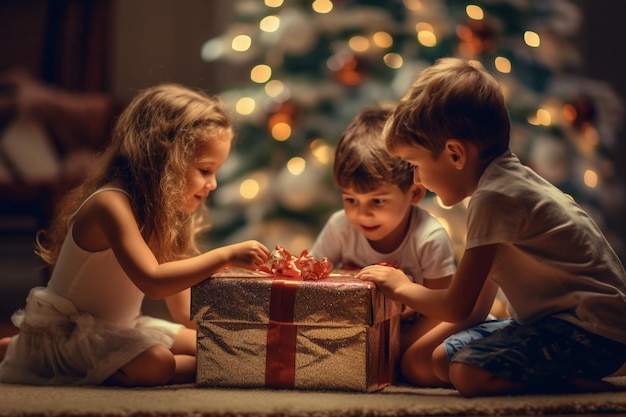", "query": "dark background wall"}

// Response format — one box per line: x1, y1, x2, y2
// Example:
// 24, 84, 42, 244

573, 0, 626, 200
